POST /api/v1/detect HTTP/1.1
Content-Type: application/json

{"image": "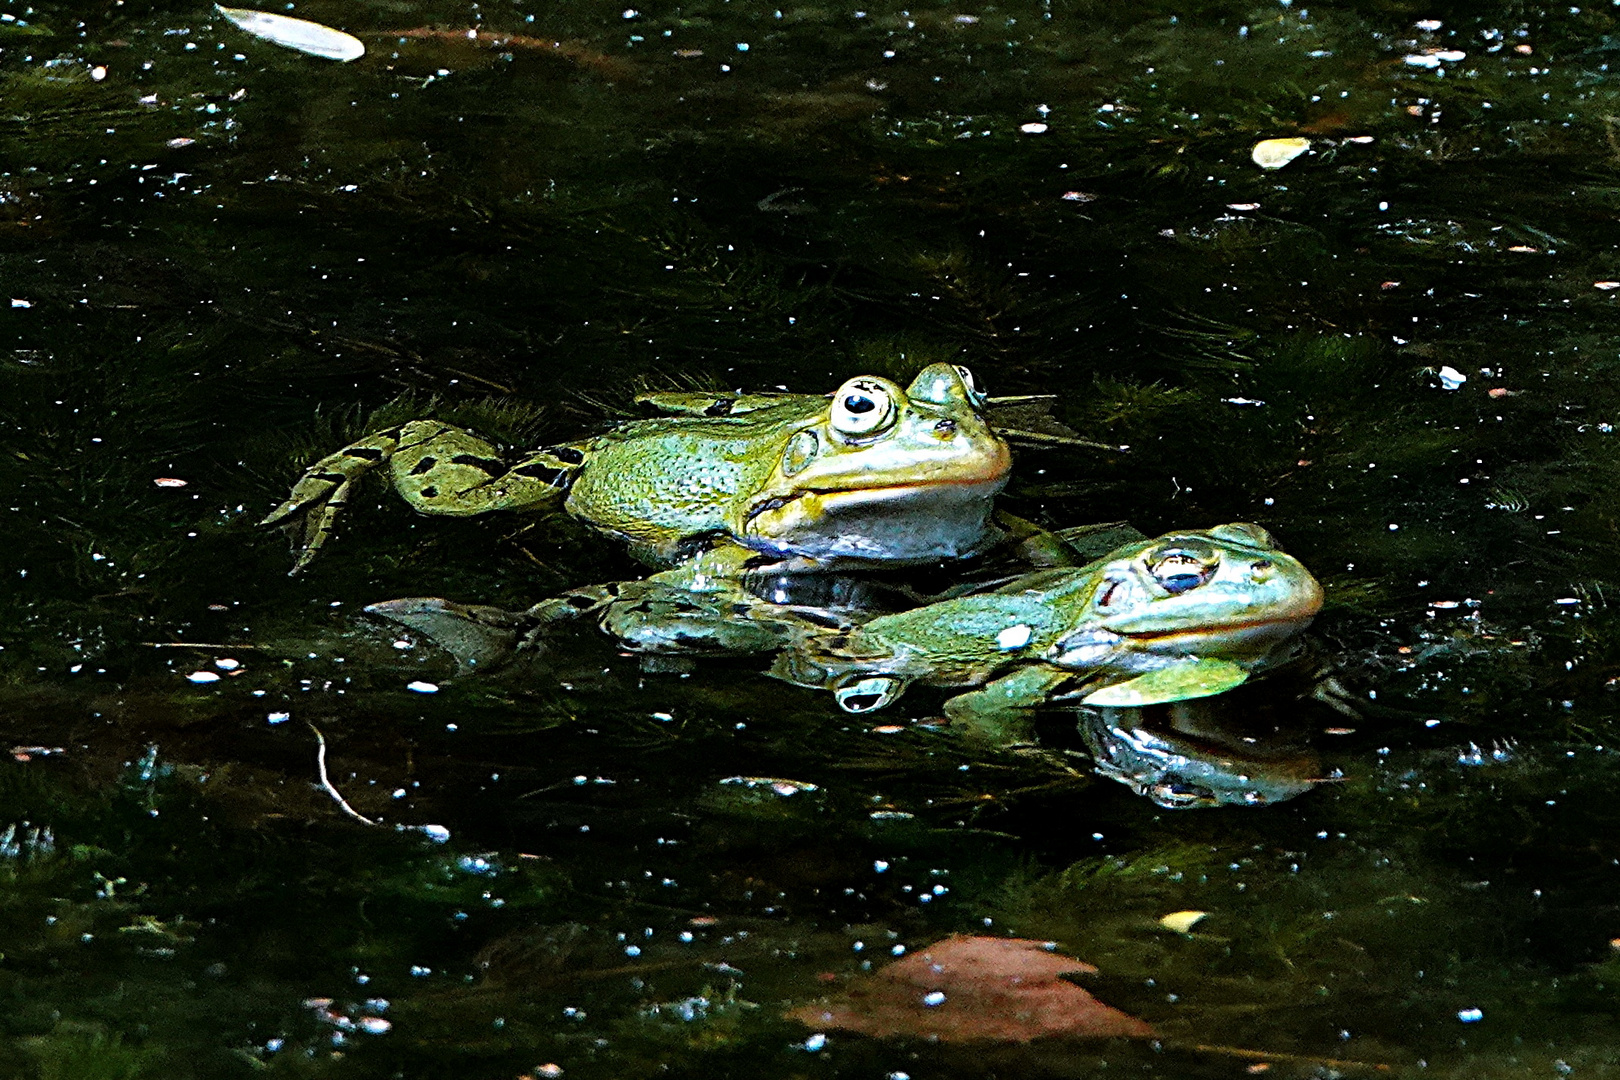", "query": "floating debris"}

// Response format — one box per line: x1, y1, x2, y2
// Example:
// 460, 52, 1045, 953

1159, 910, 1209, 934
787, 935, 1153, 1042
215, 5, 365, 62
1436, 365, 1467, 390
720, 776, 818, 796
1251, 137, 1310, 170
153, 477, 188, 487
